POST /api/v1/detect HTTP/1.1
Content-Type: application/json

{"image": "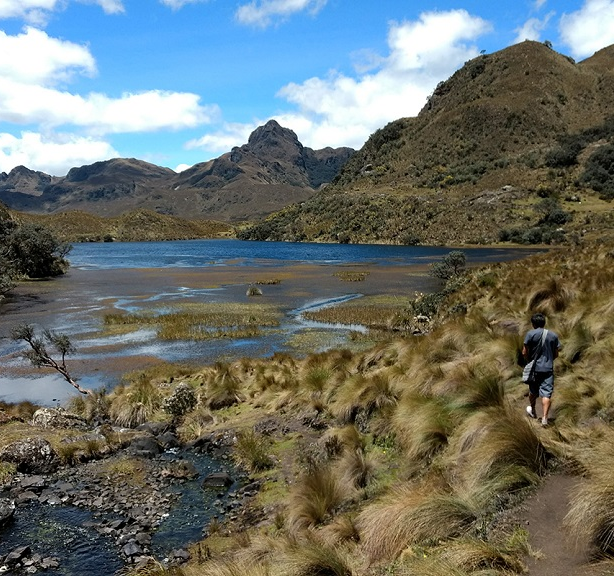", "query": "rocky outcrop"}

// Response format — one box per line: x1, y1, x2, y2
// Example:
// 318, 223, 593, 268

31, 407, 89, 431
0, 437, 60, 474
